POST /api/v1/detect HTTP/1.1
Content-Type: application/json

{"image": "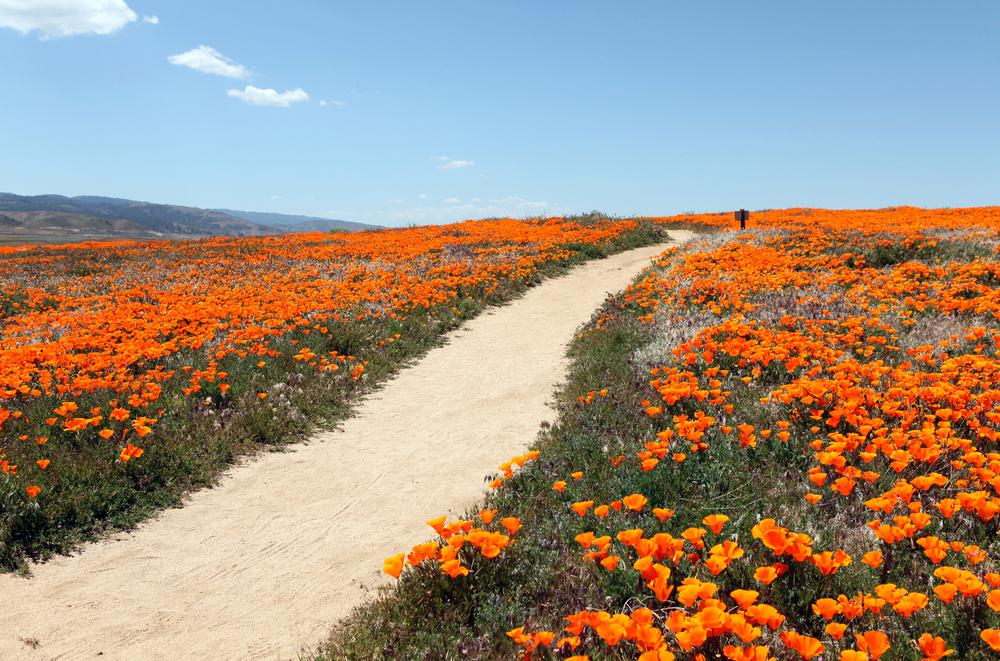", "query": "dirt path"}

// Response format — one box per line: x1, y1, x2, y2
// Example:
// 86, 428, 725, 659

0, 232, 693, 661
